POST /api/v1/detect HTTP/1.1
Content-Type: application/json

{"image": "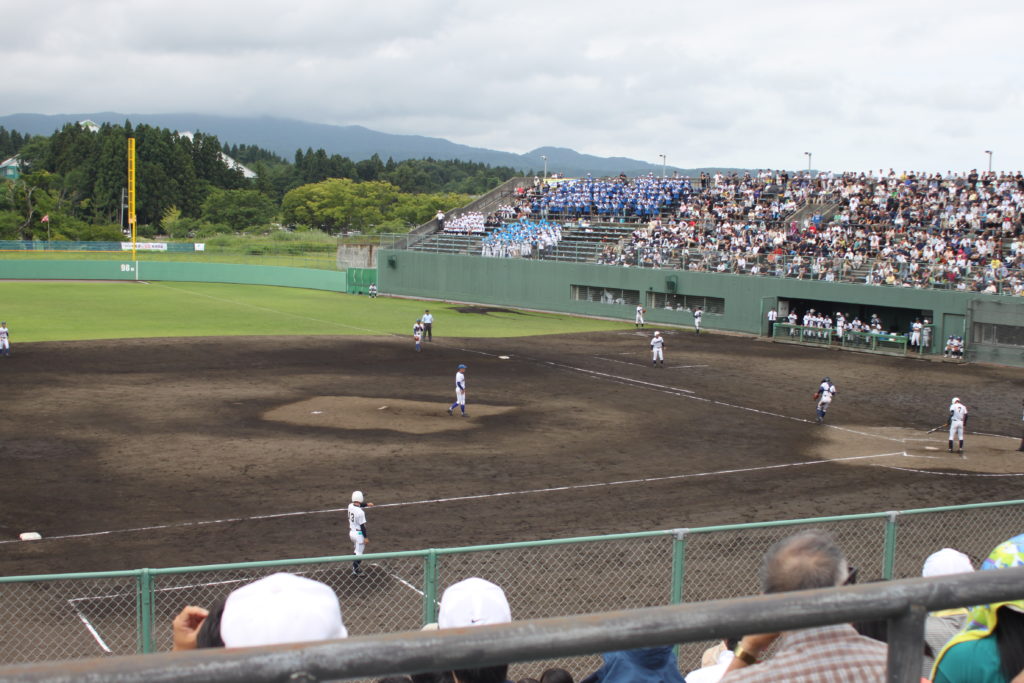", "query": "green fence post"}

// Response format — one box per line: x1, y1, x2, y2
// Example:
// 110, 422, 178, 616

136, 569, 154, 654
882, 511, 899, 580
670, 529, 688, 605
670, 529, 688, 664
423, 549, 439, 625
